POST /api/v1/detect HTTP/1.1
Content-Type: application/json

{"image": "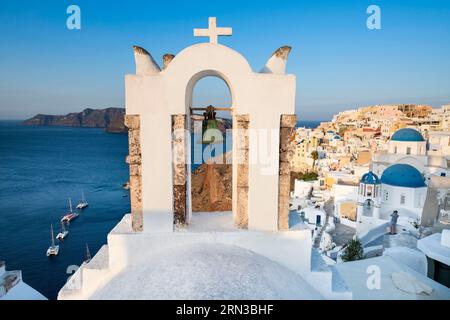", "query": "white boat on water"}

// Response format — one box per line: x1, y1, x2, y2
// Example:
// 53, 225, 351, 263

56, 221, 69, 240
46, 224, 59, 257
61, 198, 79, 223
76, 190, 88, 210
